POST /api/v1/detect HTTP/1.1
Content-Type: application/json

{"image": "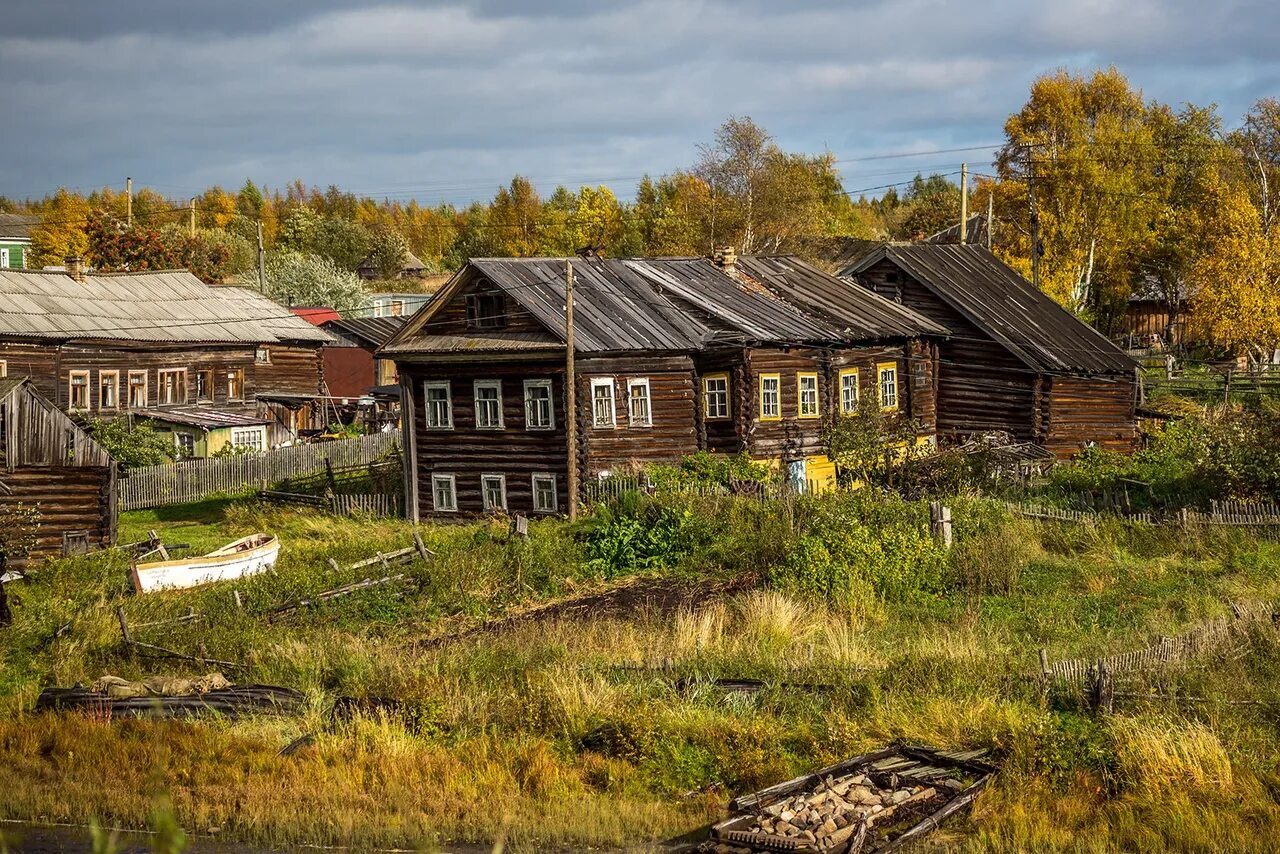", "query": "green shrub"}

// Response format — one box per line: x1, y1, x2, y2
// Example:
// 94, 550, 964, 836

577, 493, 701, 578
83, 417, 175, 469
648, 451, 771, 488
